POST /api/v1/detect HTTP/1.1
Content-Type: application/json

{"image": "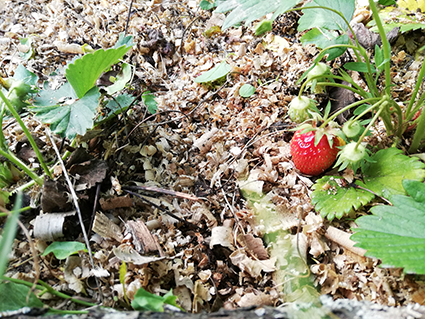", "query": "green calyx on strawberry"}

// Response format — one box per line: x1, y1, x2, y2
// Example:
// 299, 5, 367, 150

342, 120, 363, 139
1, 77, 37, 113
290, 123, 343, 176
334, 142, 369, 173
305, 62, 331, 94
288, 96, 319, 123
